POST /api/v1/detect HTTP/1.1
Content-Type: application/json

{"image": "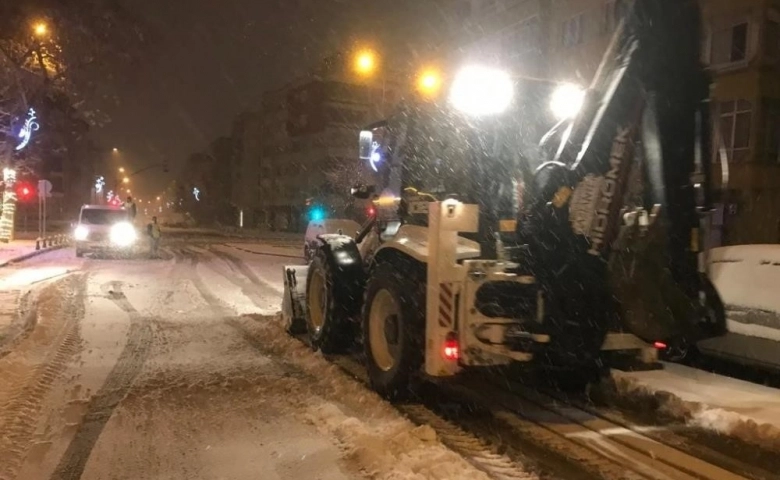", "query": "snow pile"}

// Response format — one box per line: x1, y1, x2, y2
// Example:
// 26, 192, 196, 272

305, 402, 490, 480
241, 314, 517, 480
709, 245, 780, 313
609, 365, 780, 452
